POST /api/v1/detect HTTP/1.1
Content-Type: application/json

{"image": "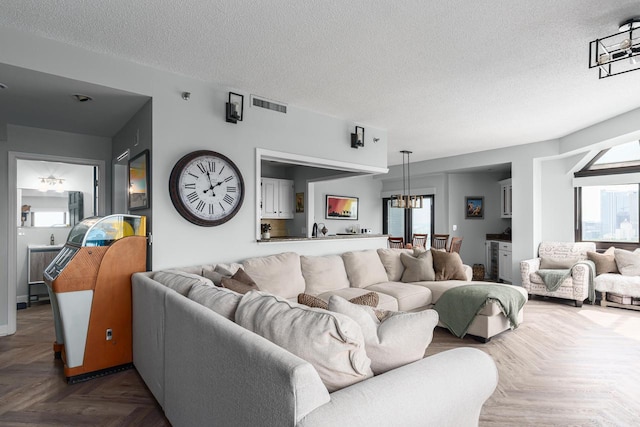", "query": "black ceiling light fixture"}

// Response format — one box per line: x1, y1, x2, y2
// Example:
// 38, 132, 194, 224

391, 150, 423, 209
589, 18, 640, 79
